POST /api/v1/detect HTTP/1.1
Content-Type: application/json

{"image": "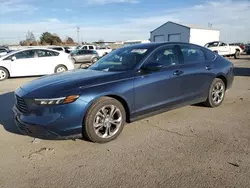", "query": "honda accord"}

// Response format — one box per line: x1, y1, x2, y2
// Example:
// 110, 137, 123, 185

13, 42, 234, 143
